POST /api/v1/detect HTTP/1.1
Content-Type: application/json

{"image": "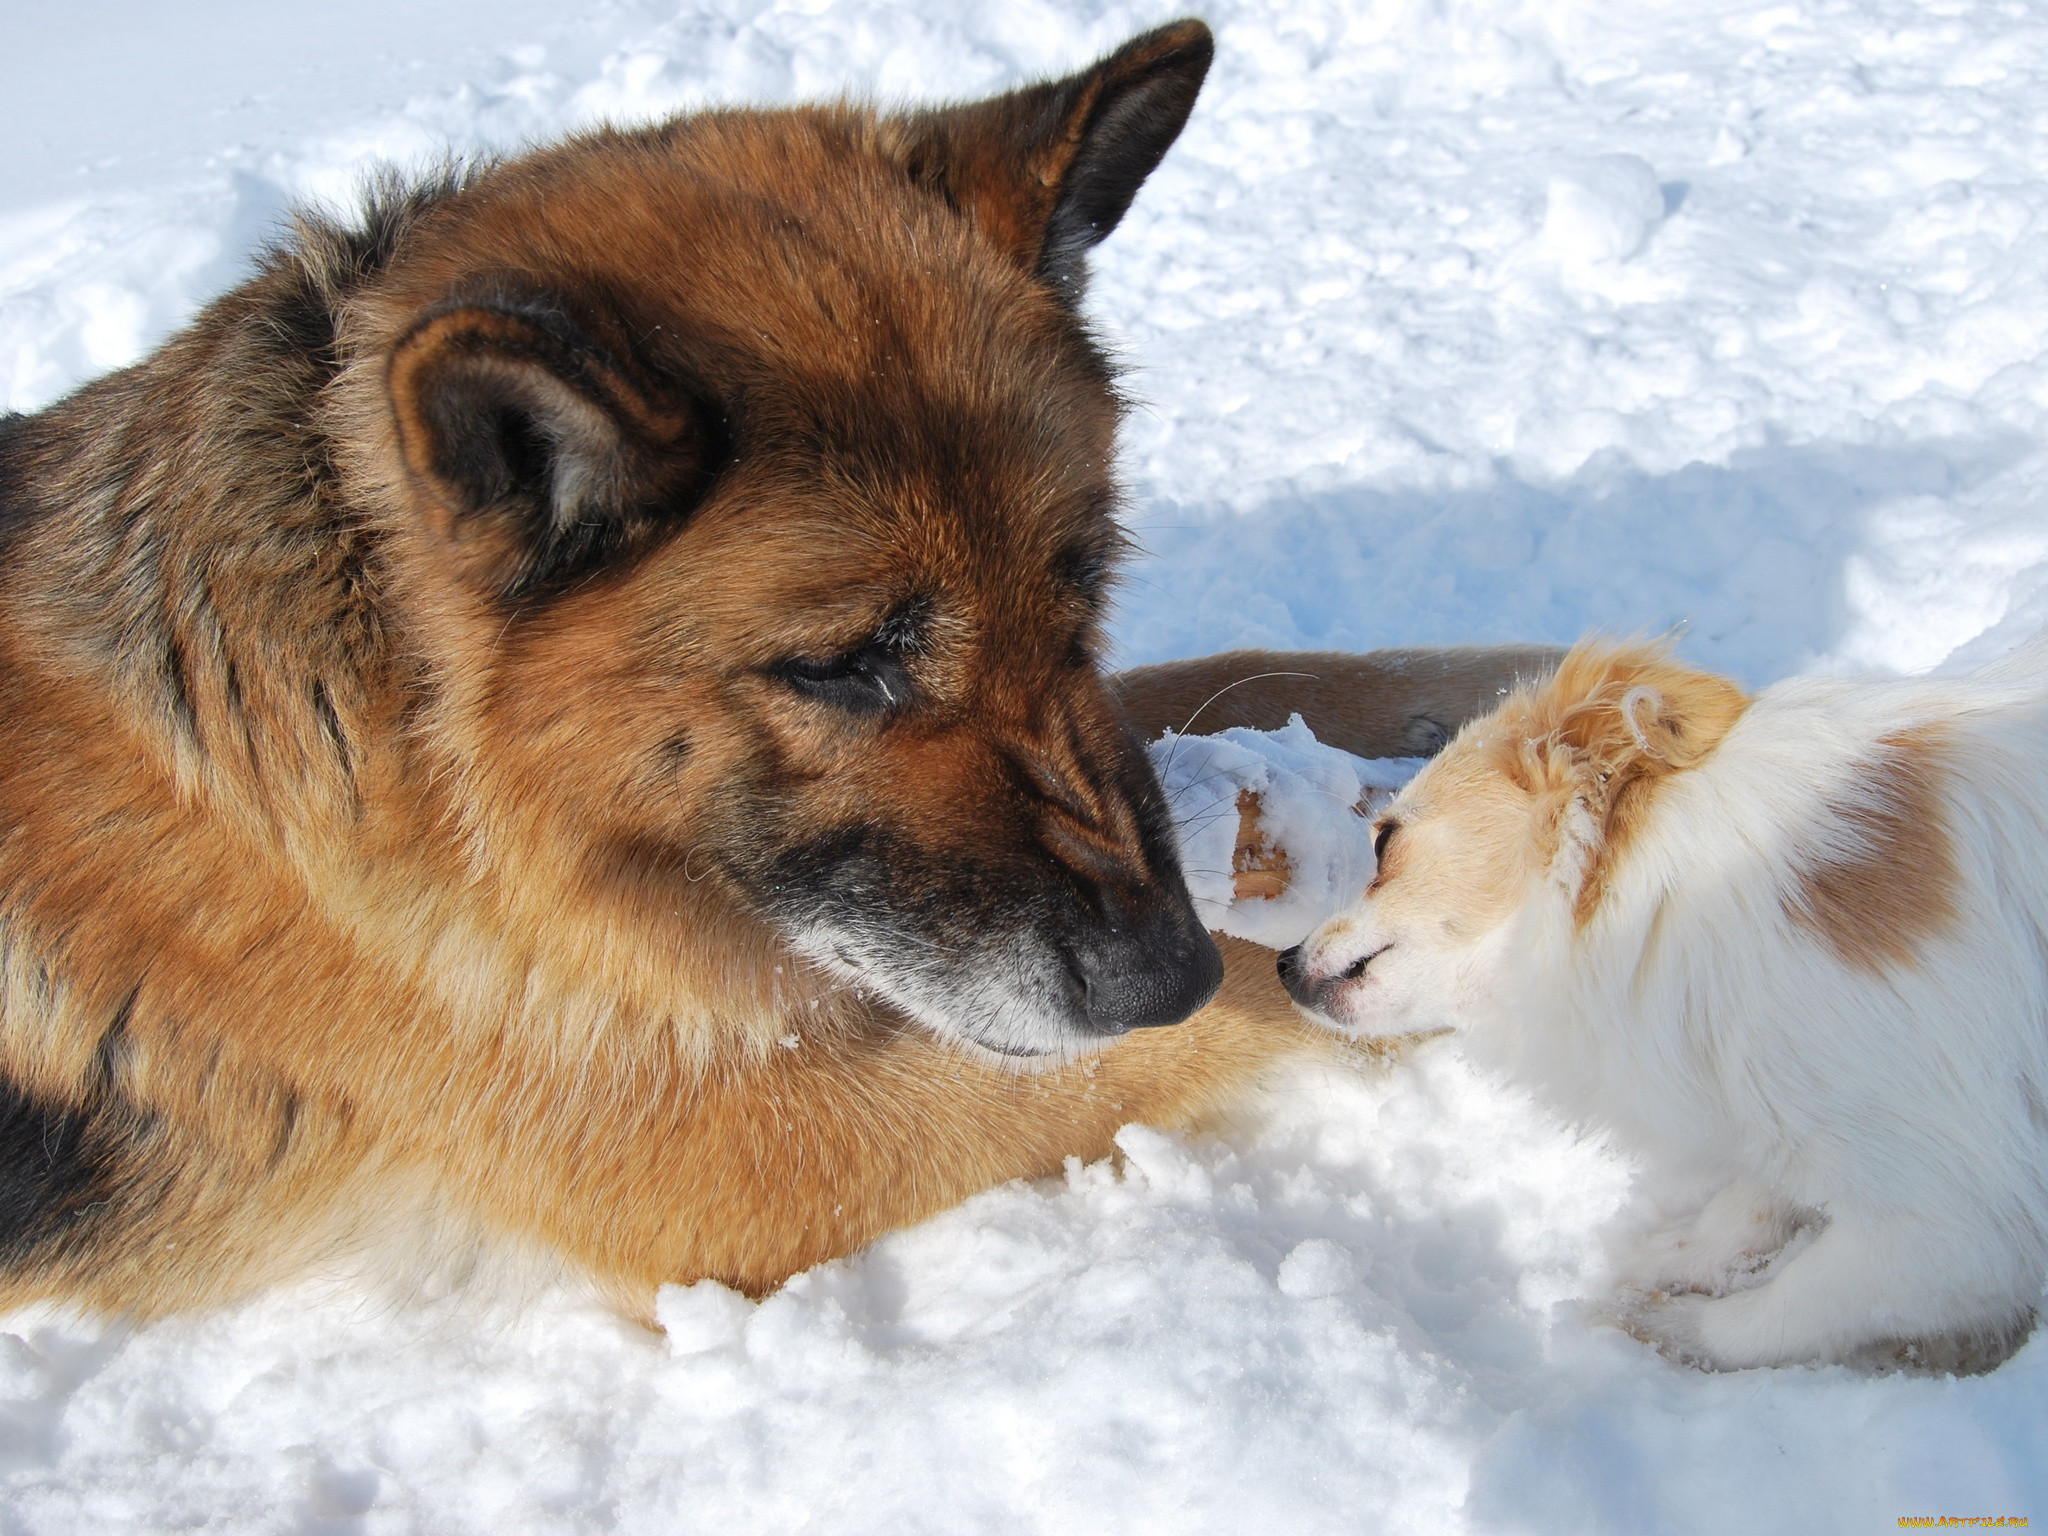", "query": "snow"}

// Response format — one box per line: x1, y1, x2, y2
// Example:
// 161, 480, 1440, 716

1150, 719, 1420, 948
5, 0, 2048, 1530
